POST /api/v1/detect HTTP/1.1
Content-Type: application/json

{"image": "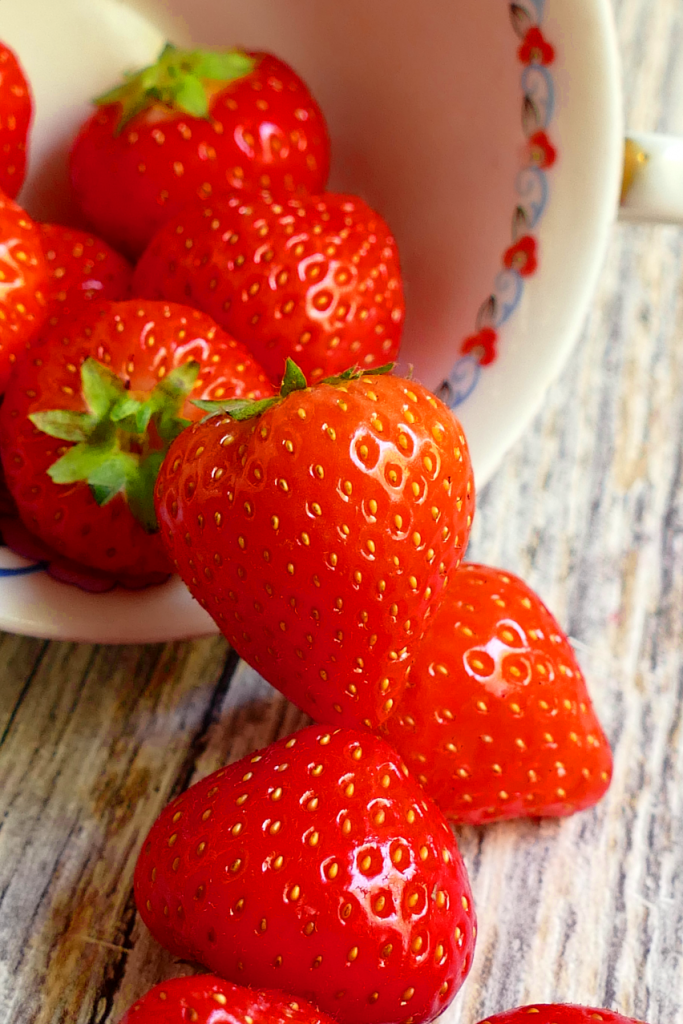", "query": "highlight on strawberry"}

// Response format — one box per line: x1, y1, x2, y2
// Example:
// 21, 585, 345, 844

69, 45, 331, 256
0, 189, 48, 393
0, 300, 273, 582
154, 359, 475, 730
133, 189, 405, 385
134, 725, 476, 1024
0, 41, 32, 200
37, 222, 133, 329
382, 562, 613, 822
115, 975, 338, 1024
